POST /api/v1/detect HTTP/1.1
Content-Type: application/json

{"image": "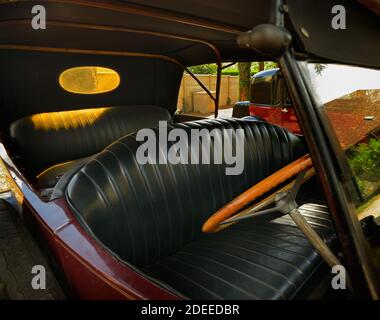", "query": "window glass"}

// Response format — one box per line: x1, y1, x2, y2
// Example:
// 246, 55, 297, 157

307, 63, 380, 219
177, 64, 237, 119
59, 66, 120, 94
176, 62, 277, 119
